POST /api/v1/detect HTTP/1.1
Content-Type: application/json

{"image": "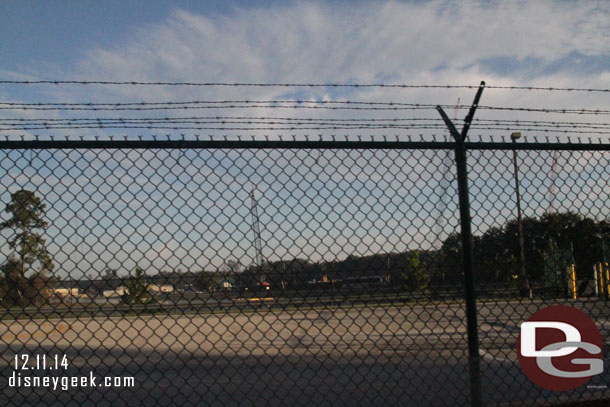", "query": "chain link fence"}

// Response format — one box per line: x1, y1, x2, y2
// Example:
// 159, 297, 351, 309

0, 138, 608, 406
